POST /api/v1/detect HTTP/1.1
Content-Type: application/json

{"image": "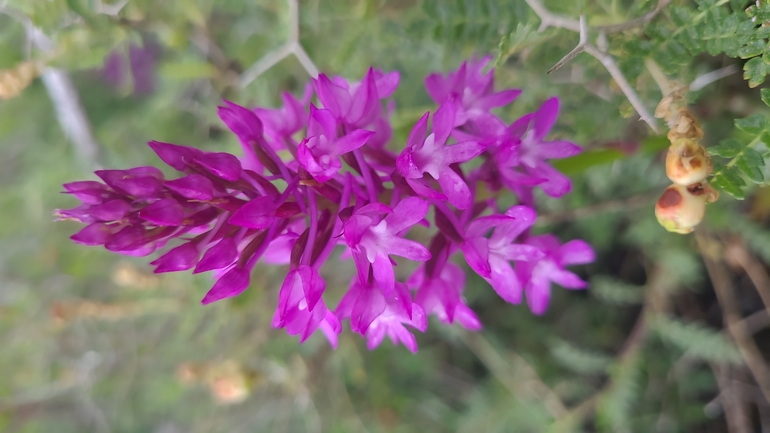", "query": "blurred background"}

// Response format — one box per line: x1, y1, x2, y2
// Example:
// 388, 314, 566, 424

2, 0, 770, 431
